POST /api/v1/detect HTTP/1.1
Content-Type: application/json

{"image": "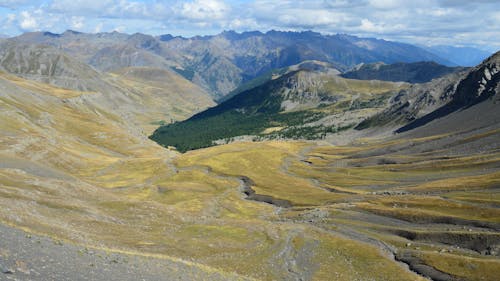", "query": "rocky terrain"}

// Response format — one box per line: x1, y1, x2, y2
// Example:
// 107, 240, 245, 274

357, 51, 499, 133
0, 223, 247, 281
